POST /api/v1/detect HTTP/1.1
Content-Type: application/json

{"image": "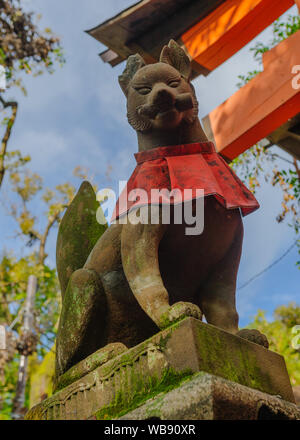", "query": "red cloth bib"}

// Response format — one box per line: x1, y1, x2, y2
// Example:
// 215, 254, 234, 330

111, 142, 259, 222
